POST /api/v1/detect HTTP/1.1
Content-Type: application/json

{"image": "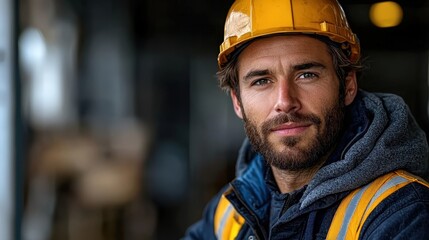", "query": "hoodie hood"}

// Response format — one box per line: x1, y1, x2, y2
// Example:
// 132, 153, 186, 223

234, 90, 429, 209
301, 90, 429, 208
